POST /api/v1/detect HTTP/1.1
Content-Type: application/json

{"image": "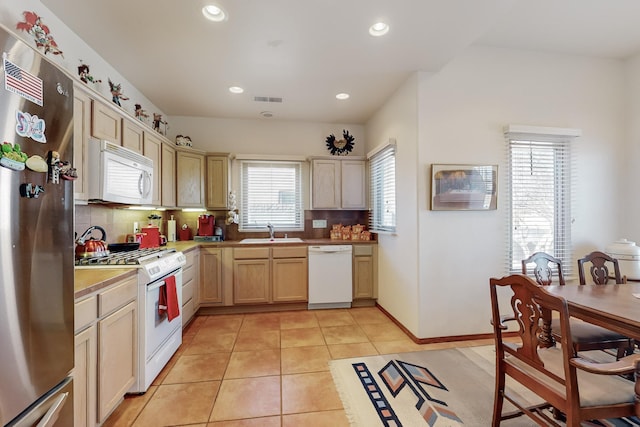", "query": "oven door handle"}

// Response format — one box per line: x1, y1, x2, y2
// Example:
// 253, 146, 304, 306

147, 280, 166, 292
